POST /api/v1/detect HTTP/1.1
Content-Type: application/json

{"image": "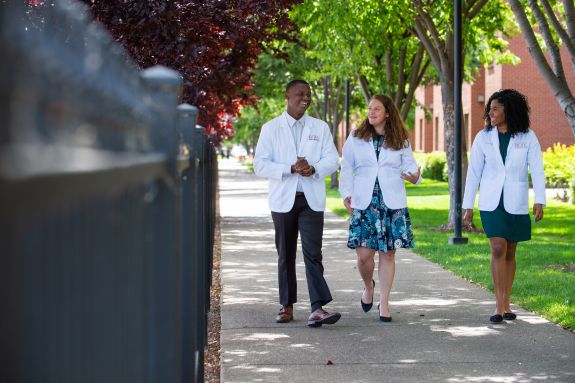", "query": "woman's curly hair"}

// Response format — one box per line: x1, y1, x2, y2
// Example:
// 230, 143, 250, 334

484, 89, 530, 137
